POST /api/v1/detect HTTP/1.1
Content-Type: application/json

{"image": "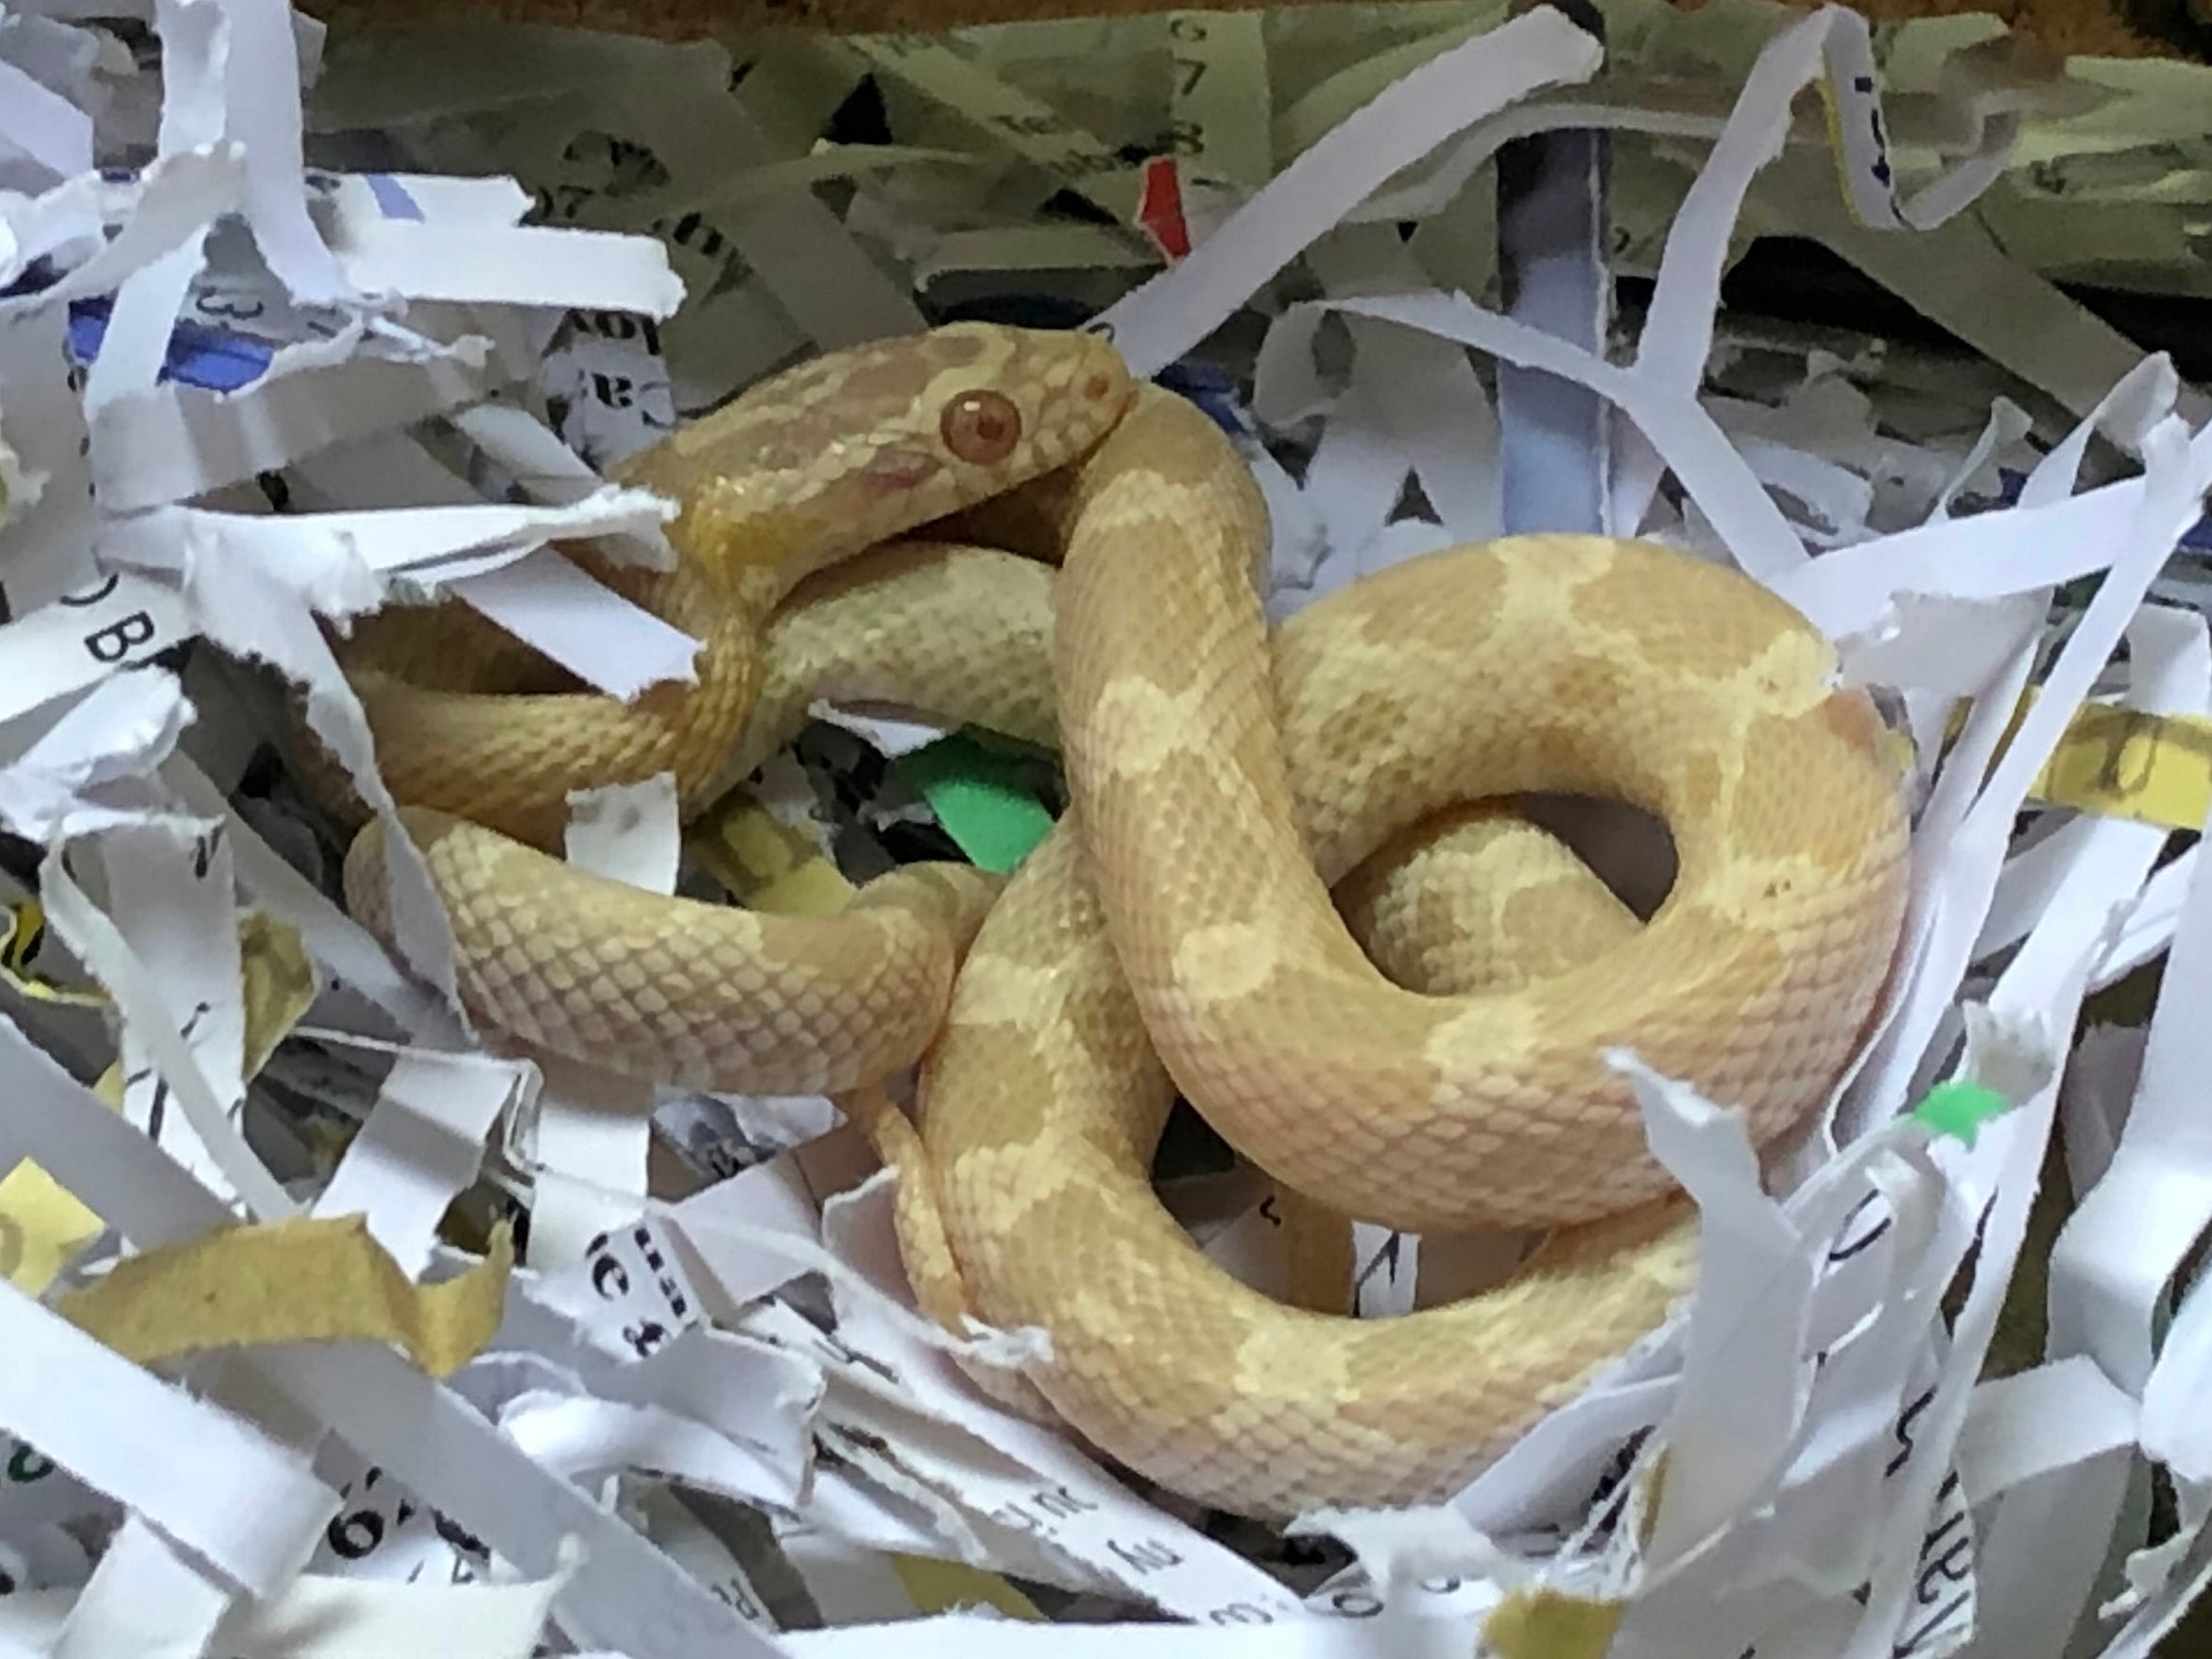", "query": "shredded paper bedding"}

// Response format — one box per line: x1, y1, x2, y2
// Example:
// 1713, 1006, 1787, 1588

3, 0, 2212, 1654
